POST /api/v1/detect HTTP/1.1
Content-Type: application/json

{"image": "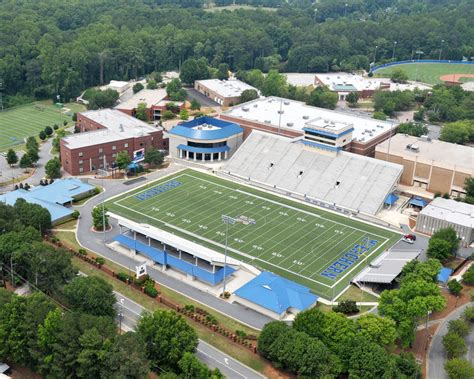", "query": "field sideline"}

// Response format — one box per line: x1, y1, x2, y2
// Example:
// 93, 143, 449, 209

375, 62, 474, 85
106, 169, 401, 299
